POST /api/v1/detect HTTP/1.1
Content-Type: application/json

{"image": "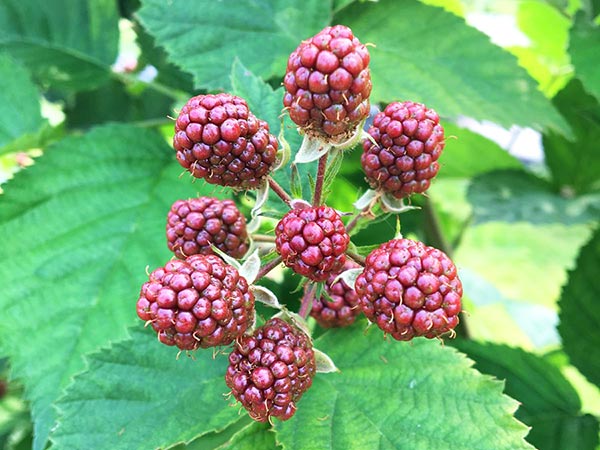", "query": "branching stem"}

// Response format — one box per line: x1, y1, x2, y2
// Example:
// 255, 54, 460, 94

345, 251, 366, 266
298, 284, 316, 319
255, 256, 283, 281
252, 234, 276, 243
267, 176, 293, 207
312, 152, 328, 206
345, 213, 362, 234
